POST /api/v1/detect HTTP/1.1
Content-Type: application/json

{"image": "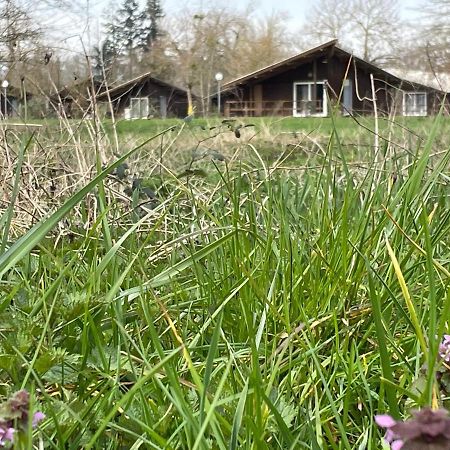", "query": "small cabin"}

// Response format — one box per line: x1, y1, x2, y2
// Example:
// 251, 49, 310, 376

219, 40, 448, 117
96, 73, 189, 119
